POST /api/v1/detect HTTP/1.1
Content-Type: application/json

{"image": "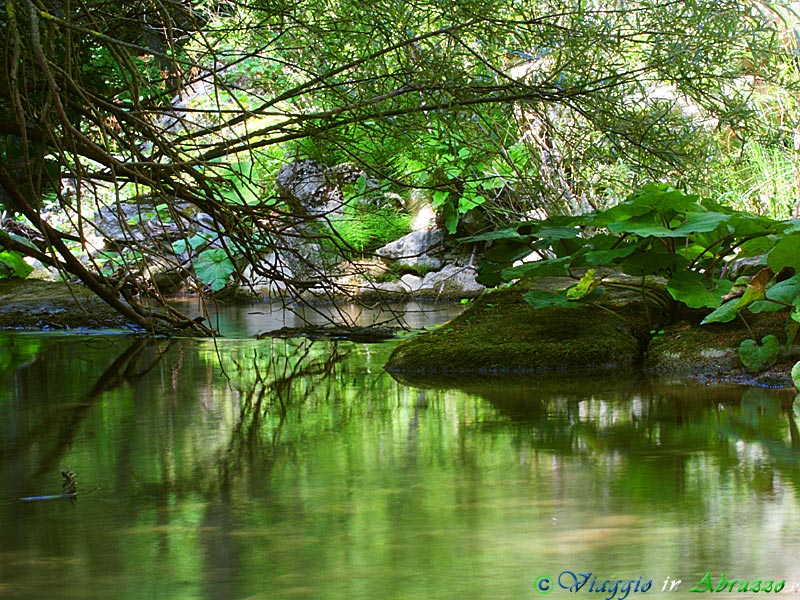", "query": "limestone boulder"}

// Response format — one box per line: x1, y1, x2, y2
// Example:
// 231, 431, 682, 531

419, 265, 484, 298
375, 229, 445, 271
